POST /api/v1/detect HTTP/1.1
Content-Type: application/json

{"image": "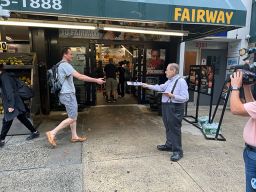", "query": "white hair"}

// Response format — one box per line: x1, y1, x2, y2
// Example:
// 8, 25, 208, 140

168, 63, 179, 74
